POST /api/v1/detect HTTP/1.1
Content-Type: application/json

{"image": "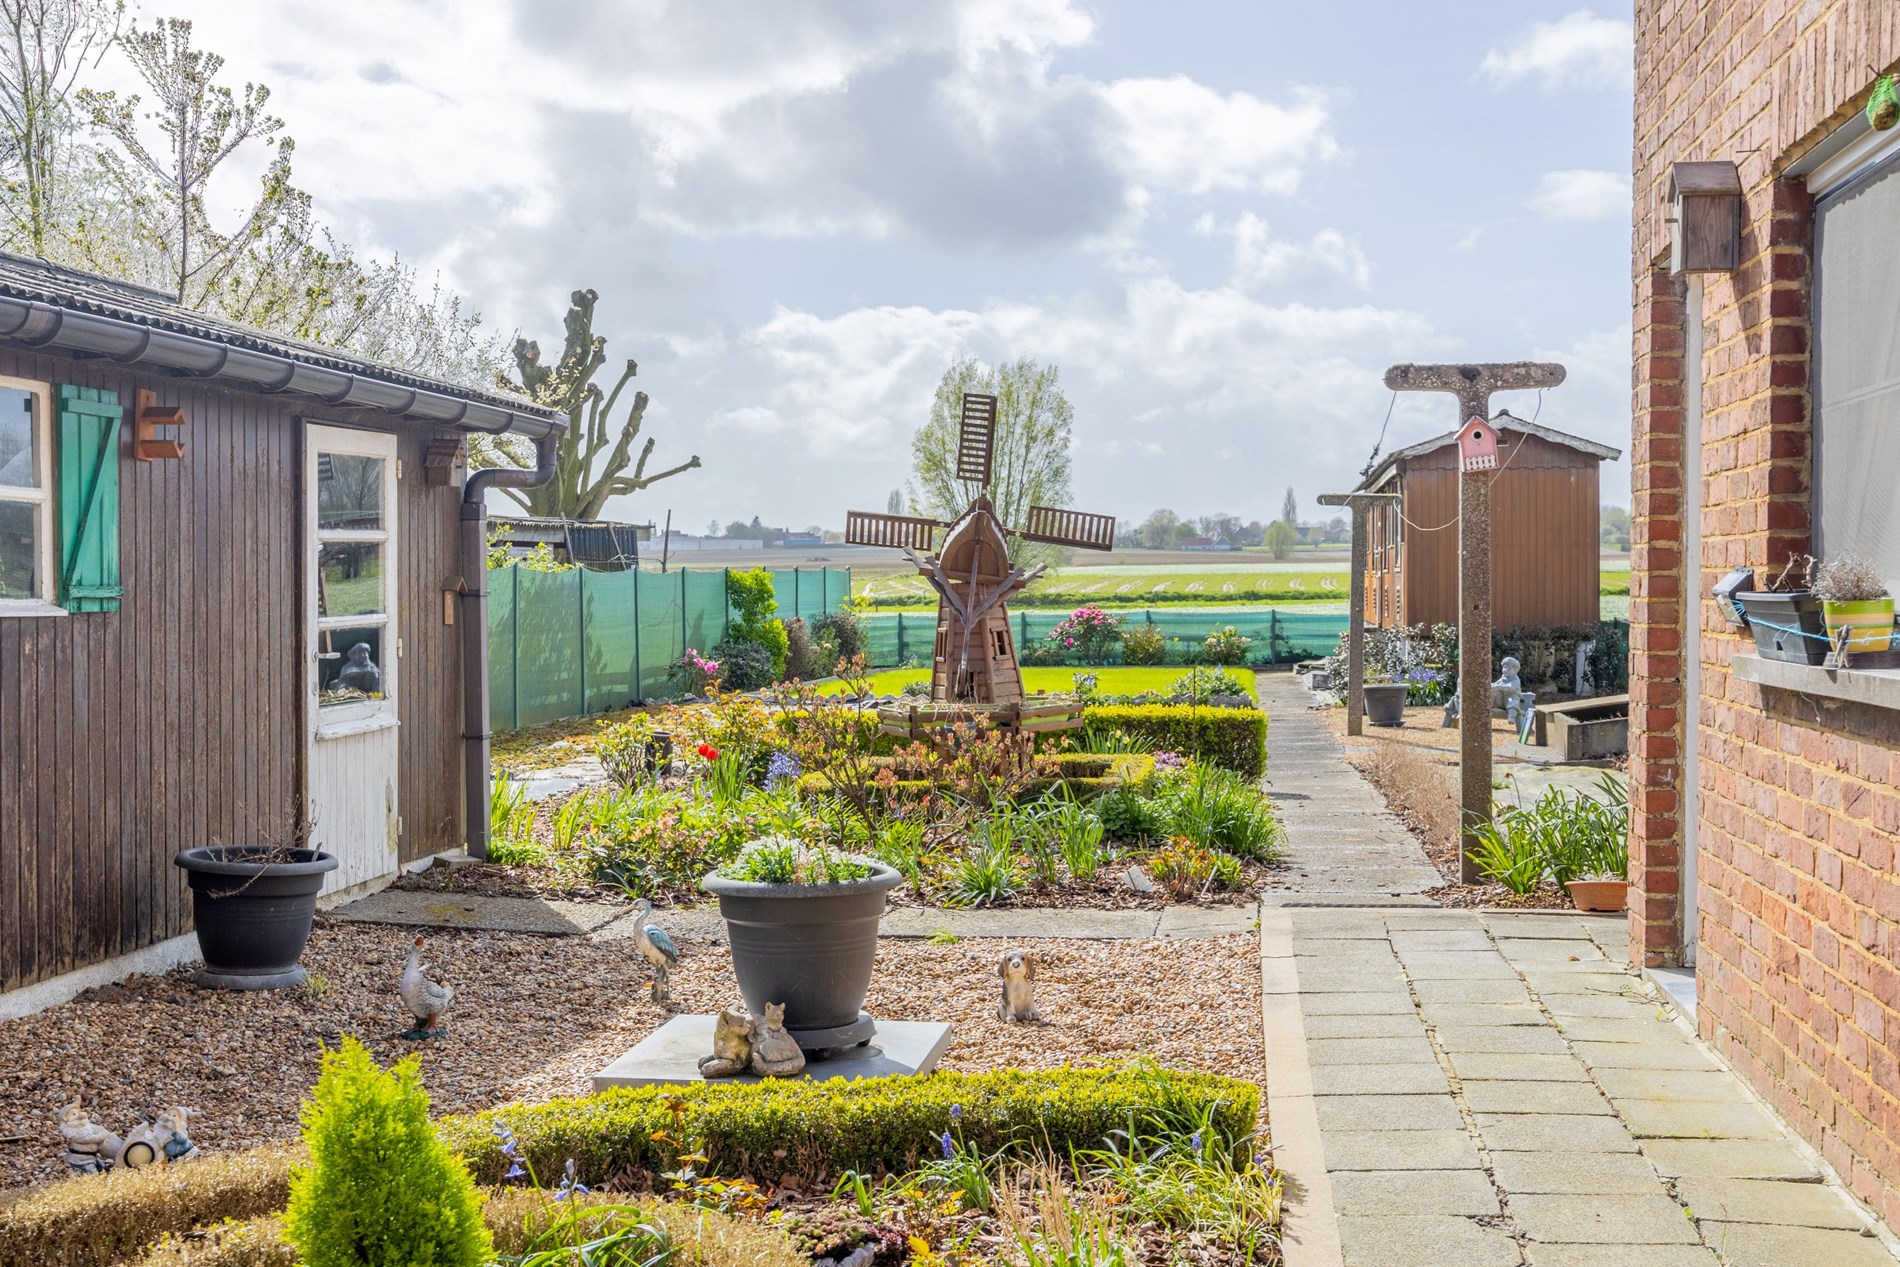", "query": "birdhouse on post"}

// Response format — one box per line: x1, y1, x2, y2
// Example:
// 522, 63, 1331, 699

1667, 160, 1742, 274
1457, 417, 1499, 472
